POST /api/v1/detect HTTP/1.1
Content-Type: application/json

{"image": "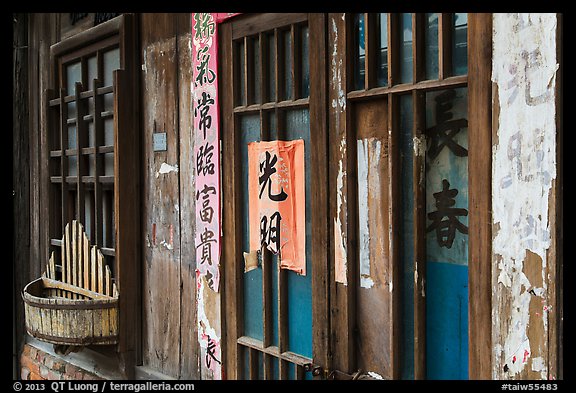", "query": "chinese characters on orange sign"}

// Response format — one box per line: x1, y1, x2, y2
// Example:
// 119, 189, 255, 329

248, 140, 306, 275
193, 13, 220, 292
